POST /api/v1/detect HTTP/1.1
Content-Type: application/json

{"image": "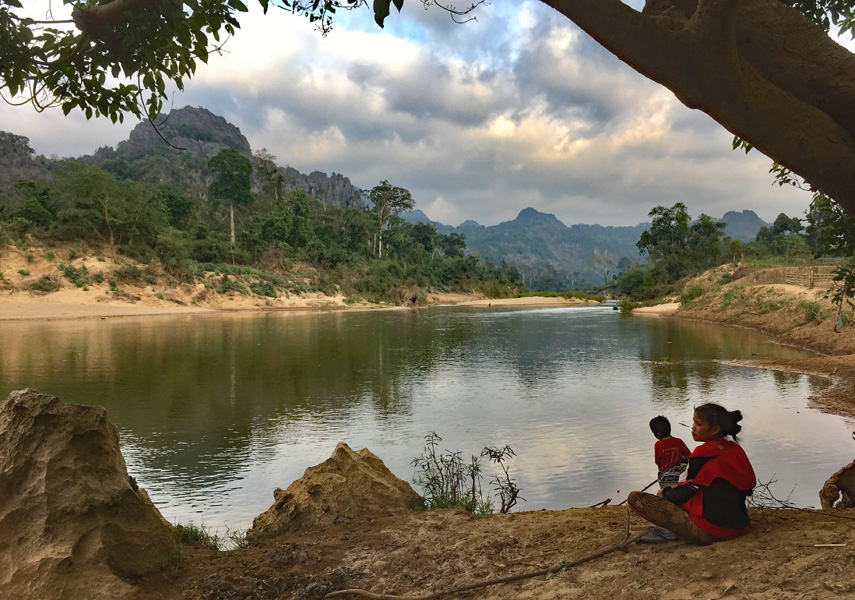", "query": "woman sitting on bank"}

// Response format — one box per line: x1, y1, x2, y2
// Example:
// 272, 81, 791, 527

628, 403, 757, 545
